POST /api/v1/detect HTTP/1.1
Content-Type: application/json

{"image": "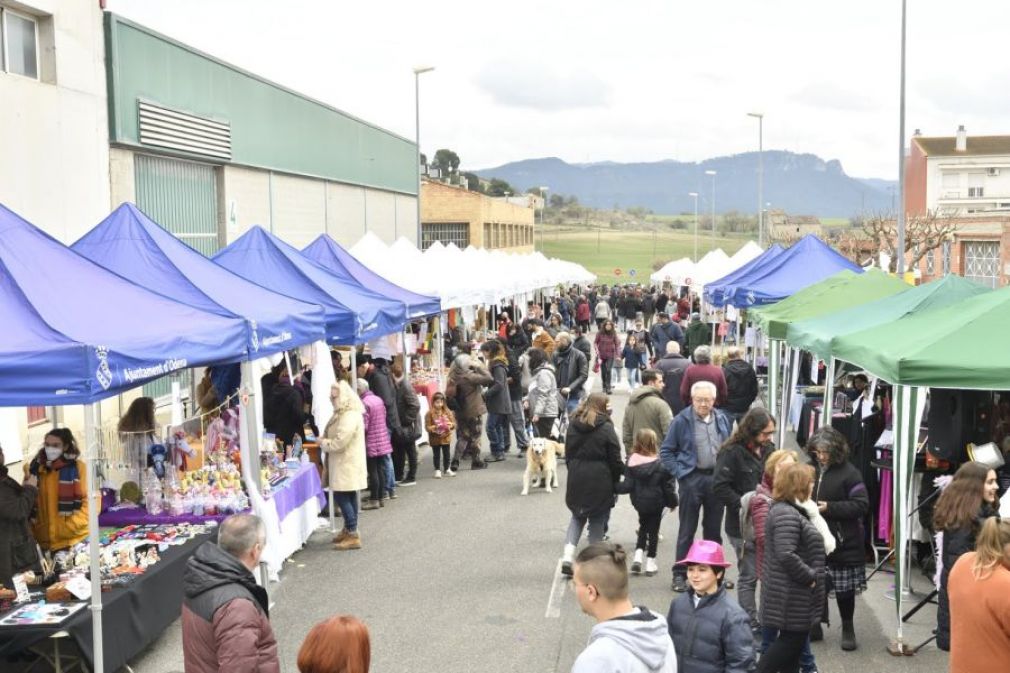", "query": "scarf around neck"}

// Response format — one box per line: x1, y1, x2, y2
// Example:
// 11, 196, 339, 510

37, 448, 83, 516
